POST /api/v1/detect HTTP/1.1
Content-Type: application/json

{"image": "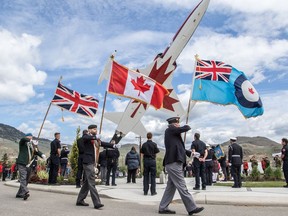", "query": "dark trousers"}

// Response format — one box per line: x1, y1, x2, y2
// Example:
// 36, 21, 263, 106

193, 159, 206, 188
143, 159, 156, 194
205, 162, 213, 186
231, 165, 242, 187
106, 161, 117, 185
283, 161, 288, 184
61, 163, 67, 177
48, 163, 59, 184
219, 160, 227, 181
16, 164, 31, 196
76, 155, 85, 186
76, 164, 101, 206
2, 171, 7, 181
127, 169, 137, 183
